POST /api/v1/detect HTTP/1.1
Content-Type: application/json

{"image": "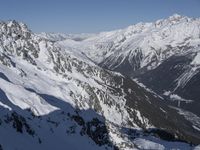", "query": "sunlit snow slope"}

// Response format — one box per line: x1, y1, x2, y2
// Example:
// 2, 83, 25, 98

54, 14, 200, 134
0, 18, 200, 150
